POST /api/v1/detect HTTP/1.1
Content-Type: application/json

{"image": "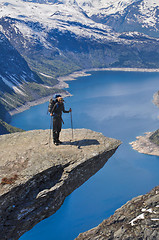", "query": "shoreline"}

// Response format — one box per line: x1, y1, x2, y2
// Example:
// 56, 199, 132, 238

153, 91, 159, 108
57, 67, 159, 82
8, 67, 159, 118
8, 91, 71, 117
129, 132, 159, 156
